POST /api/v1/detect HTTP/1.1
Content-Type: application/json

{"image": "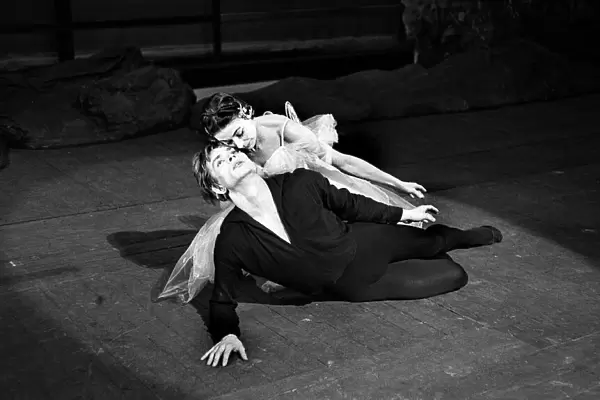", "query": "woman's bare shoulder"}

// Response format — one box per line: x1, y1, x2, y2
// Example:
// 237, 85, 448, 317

255, 113, 288, 128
